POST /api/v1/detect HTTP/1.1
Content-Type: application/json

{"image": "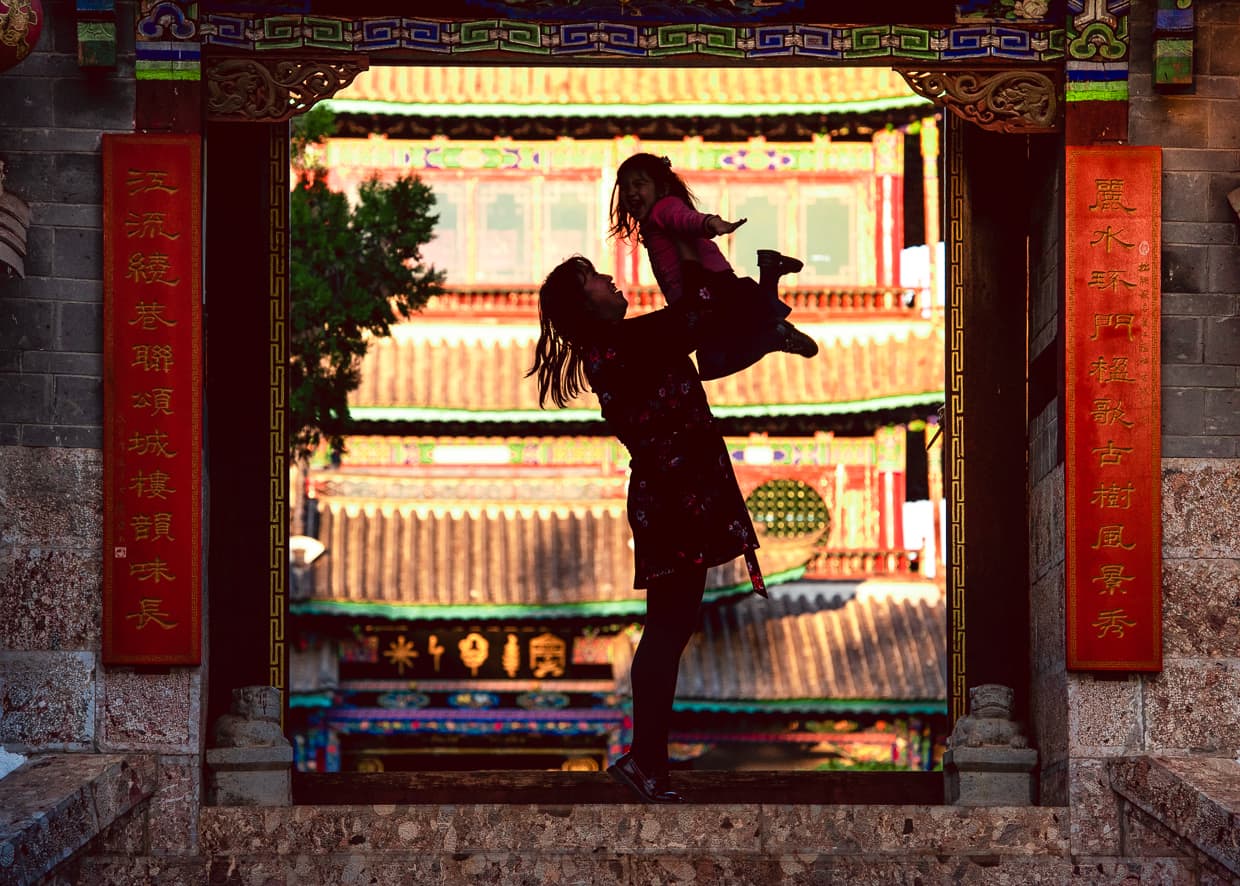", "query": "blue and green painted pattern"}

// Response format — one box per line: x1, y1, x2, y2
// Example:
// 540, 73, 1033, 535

1066, 0, 1130, 102
136, 0, 201, 81
198, 17, 1066, 63
1153, 0, 1193, 88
